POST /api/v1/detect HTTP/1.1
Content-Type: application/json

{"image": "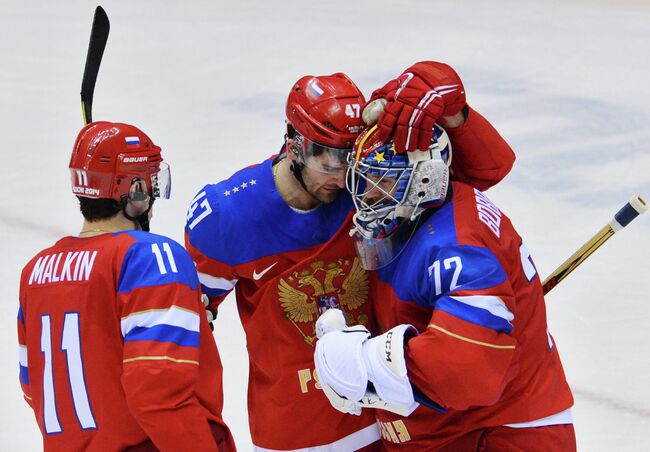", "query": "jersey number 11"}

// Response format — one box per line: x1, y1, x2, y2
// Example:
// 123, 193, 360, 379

41, 313, 97, 434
